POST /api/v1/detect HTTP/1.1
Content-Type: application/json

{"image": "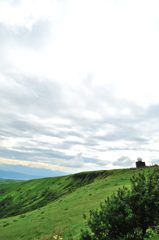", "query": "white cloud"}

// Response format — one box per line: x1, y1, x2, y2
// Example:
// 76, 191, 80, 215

2, 0, 159, 106
0, 0, 63, 28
